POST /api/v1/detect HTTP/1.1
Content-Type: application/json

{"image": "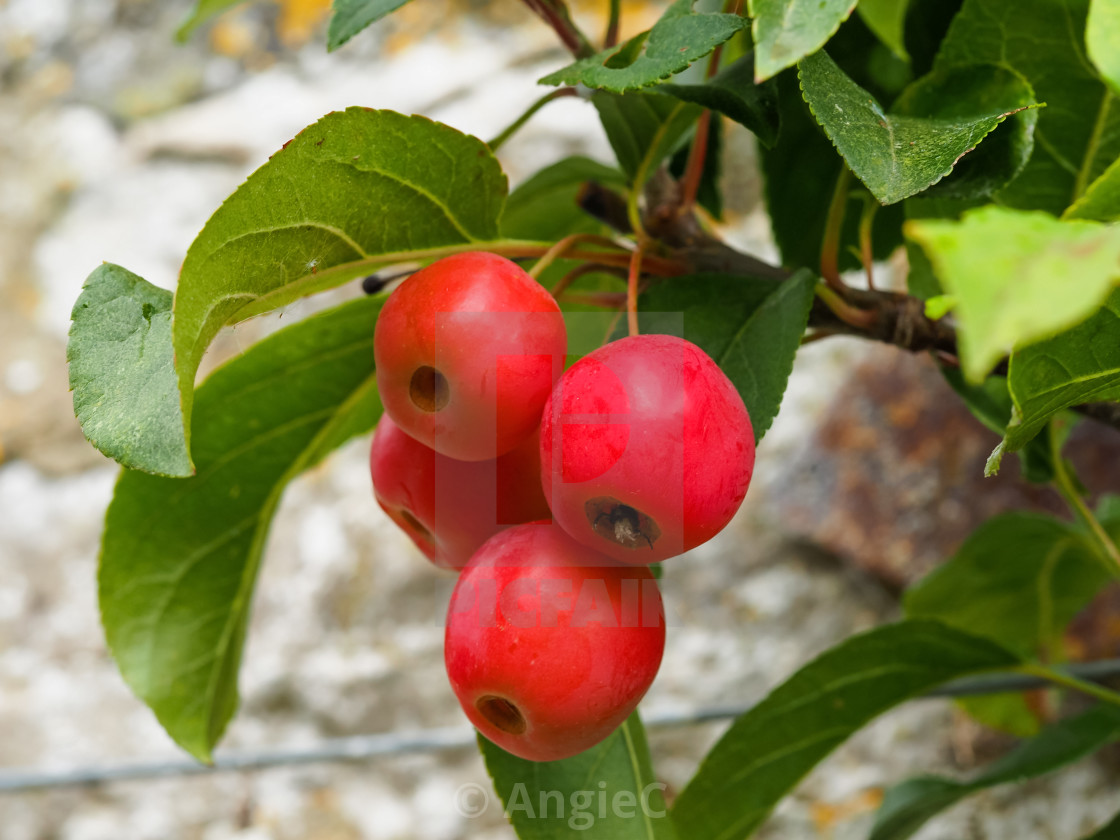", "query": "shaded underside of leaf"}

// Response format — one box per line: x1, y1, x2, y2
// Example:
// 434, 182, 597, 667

592, 92, 701, 182
671, 620, 1020, 840
870, 703, 1120, 840
67, 263, 190, 477
798, 51, 1038, 205
762, 70, 905, 272
1003, 288, 1120, 451
171, 107, 506, 463
100, 295, 383, 762
934, 0, 1120, 215
481, 712, 678, 840
539, 0, 746, 92
327, 0, 412, 50
749, 0, 858, 81
906, 206, 1120, 382
658, 52, 781, 148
